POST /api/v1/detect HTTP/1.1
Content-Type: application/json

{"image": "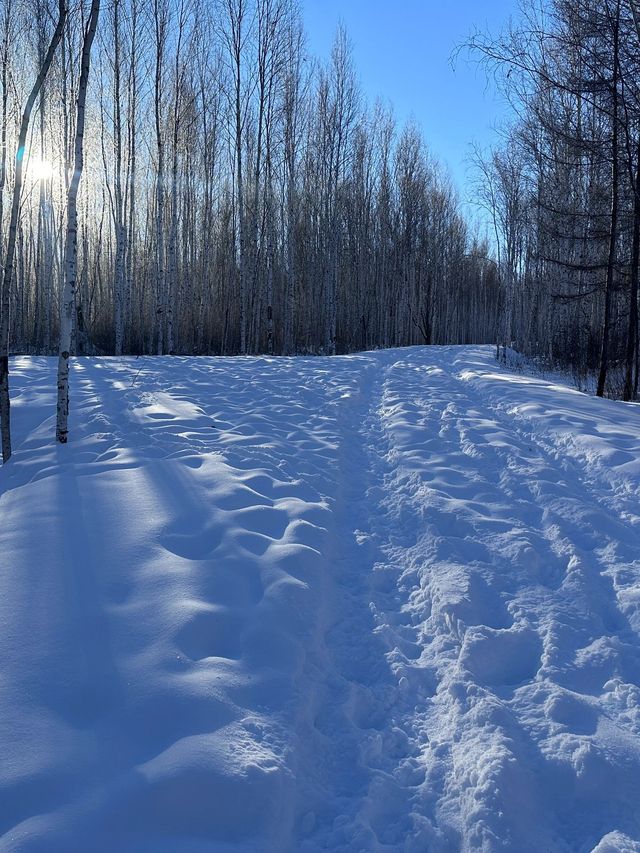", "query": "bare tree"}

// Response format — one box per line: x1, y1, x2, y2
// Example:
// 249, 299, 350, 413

0, 0, 67, 463
56, 0, 100, 444
0, 5, 501, 389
